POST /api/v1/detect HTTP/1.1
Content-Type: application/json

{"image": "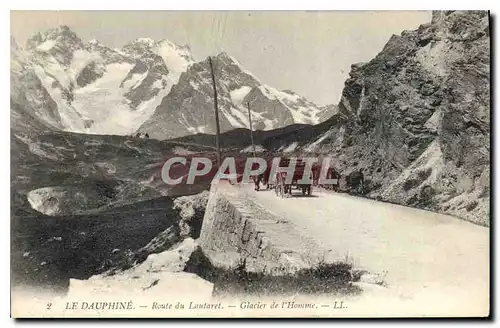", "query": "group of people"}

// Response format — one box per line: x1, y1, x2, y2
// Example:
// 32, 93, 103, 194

252, 164, 365, 194
134, 132, 150, 139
